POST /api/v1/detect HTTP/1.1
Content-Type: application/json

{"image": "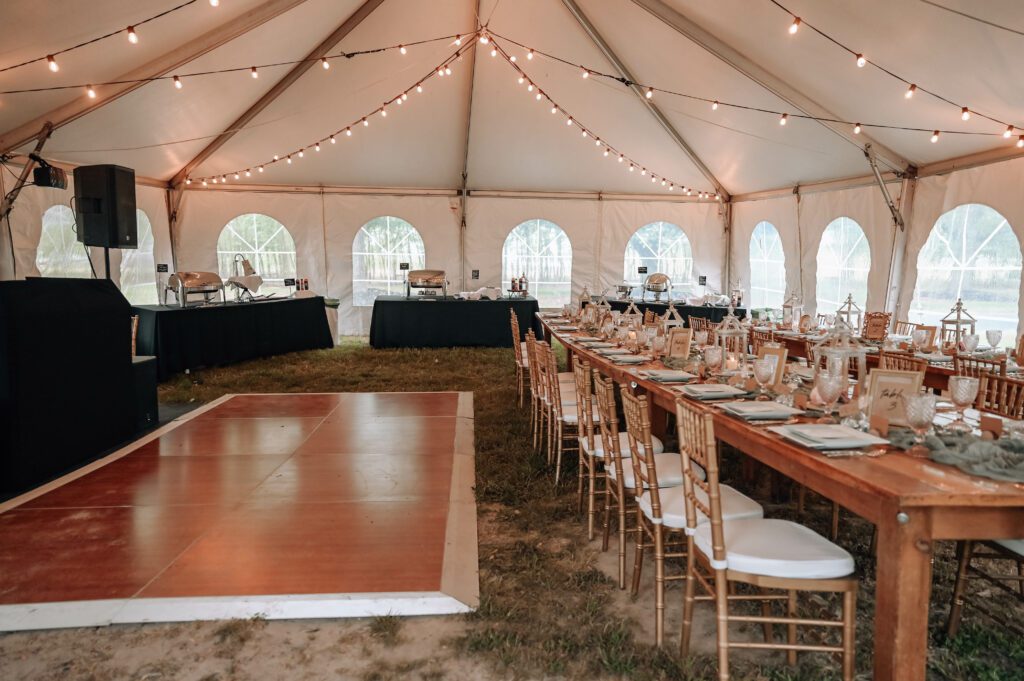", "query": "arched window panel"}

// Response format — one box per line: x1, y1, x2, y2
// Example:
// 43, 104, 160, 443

623, 221, 693, 295
503, 219, 573, 308
119, 210, 157, 304
36, 205, 92, 278
216, 213, 297, 297
748, 221, 786, 310
352, 216, 425, 307
815, 217, 870, 314
910, 204, 1021, 344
